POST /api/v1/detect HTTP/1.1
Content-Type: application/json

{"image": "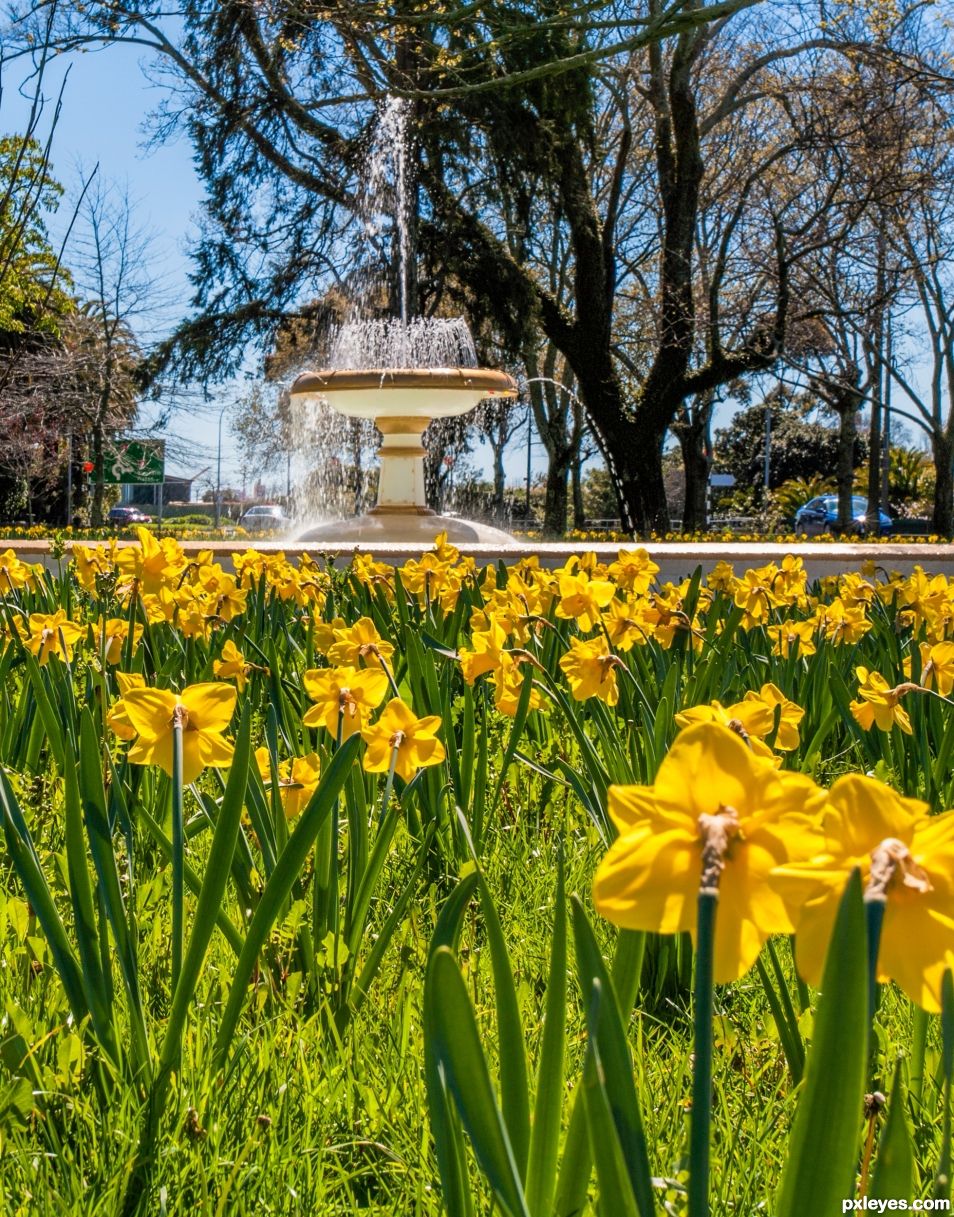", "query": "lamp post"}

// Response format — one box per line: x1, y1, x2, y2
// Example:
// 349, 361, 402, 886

214, 402, 228, 529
